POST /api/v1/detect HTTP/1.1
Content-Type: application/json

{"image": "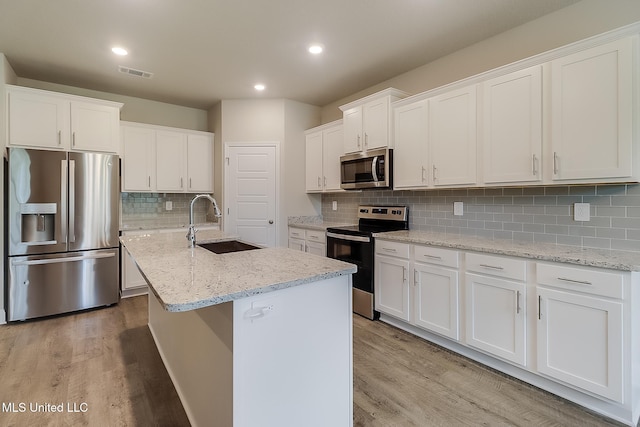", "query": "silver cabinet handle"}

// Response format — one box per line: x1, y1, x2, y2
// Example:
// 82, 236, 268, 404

516, 290, 521, 314
532, 154, 538, 176
414, 269, 418, 286
382, 247, 397, 253
364, 132, 368, 147
553, 152, 559, 175
538, 295, 542, 320
148, 176, 151, 188
189, 178, 192, 189
432, 165, 437, 181
402, 266, 407, 282
58, 130, 62, 146
317, 177, 321, 188
423, 254, 442, 260
323, 176, 327, 187
558, 277, 592, 286
357, 134, 361, 148
479, 264, 504, 270
72, 132, 76, 147
421, 166, 426, 183
180, 177, 183, 188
